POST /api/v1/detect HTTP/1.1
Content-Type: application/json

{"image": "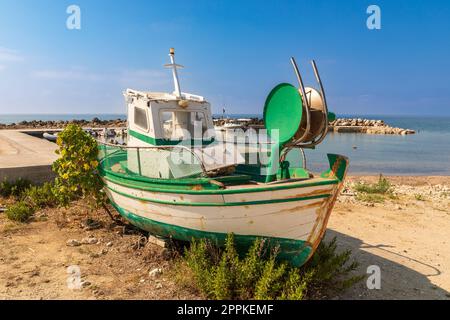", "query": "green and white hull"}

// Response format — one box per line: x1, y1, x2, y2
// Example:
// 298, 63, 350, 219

100, 150, 348, 267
